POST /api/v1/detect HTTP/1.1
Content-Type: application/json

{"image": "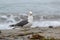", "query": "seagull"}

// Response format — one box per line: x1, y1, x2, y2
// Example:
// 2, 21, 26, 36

10, 11, 33, 28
